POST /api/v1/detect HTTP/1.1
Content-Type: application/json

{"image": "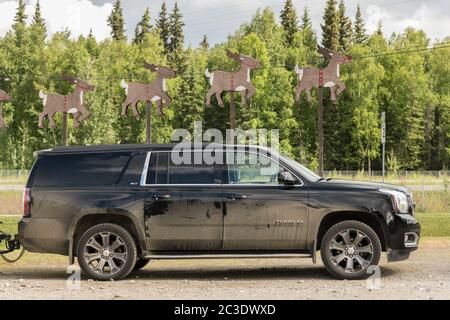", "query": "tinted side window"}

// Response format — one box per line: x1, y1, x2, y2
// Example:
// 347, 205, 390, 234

119, 154, 146, 185
33, 152, 131, 187
168, 154, 219, 184
144, 152, 220, 185
146, 152, 168, 184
